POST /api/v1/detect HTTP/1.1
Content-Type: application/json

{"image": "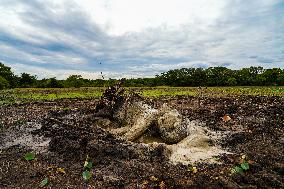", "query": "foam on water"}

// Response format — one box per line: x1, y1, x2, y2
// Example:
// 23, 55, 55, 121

168, 120, 231, 164
0, 122, 50, 152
